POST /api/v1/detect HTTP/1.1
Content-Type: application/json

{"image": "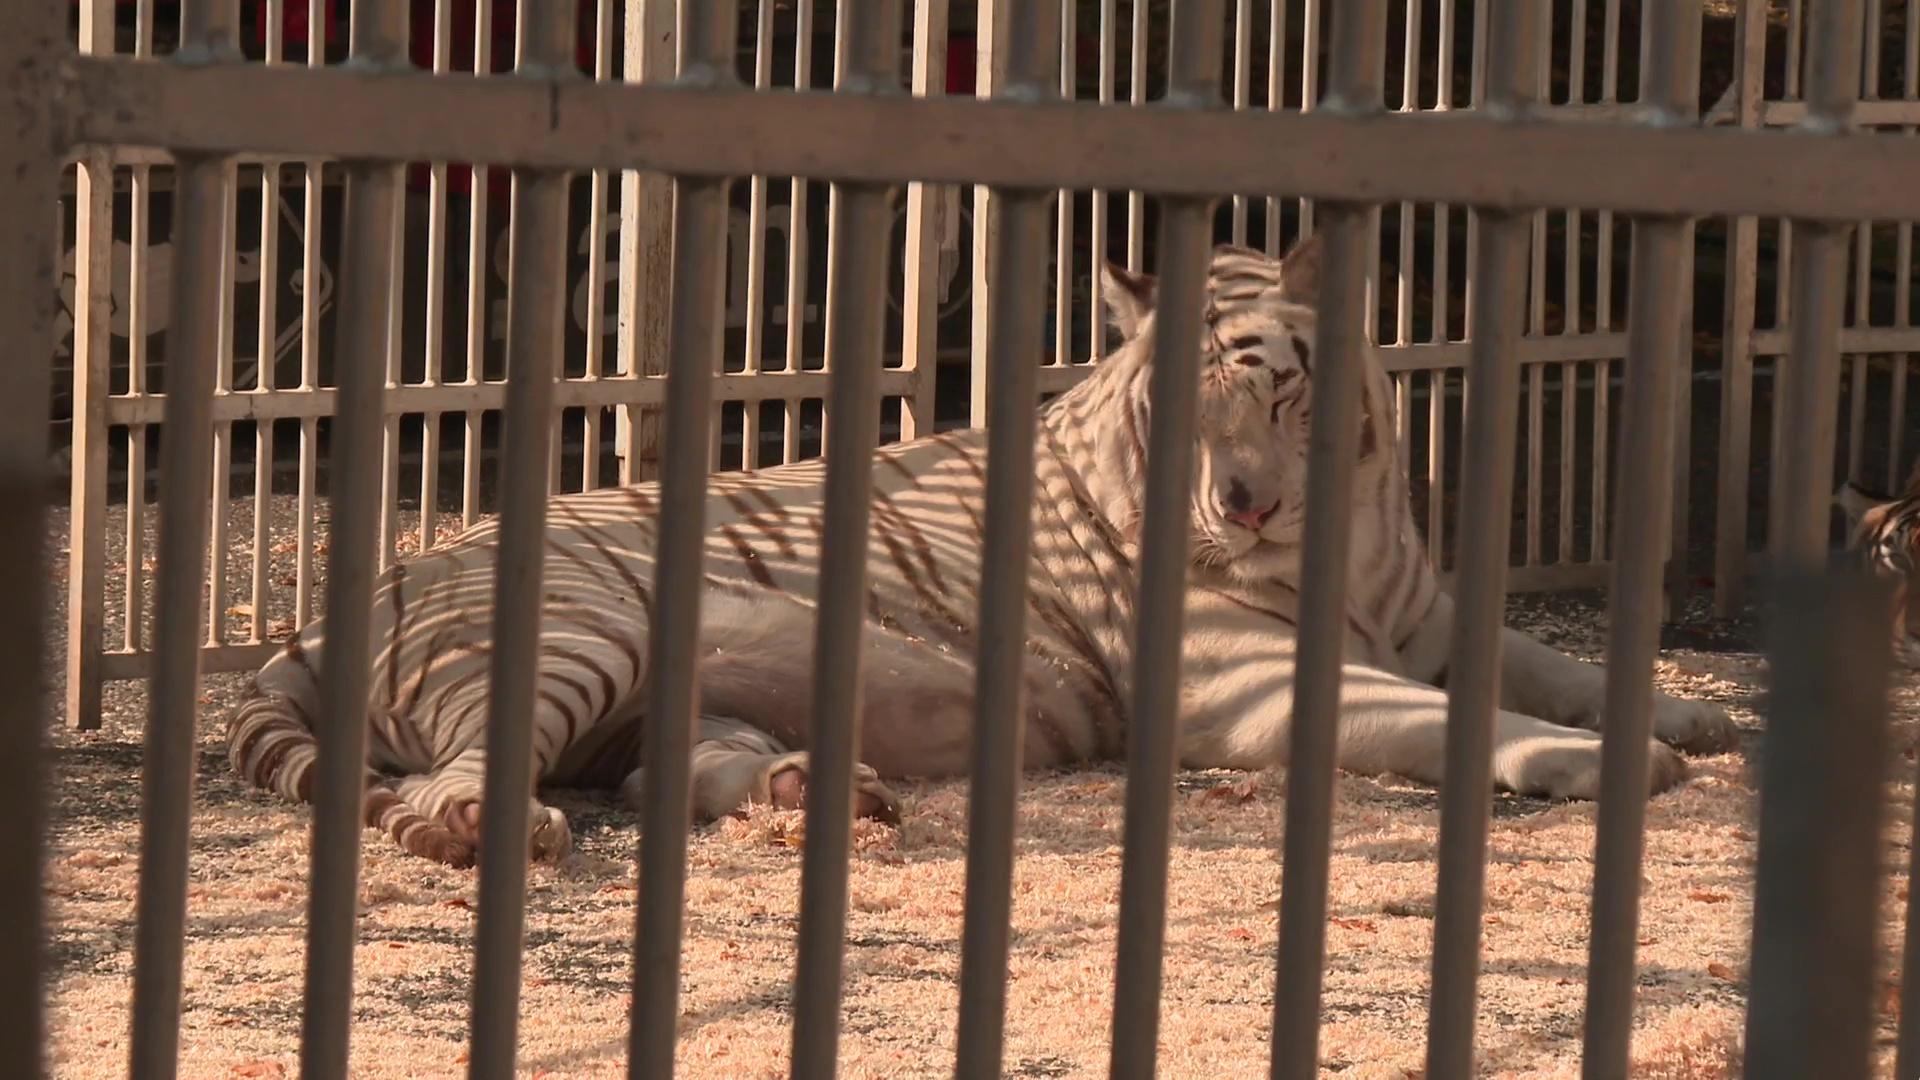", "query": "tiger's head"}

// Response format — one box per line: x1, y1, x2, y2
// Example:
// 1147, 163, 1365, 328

1092, 238, 1399, 583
